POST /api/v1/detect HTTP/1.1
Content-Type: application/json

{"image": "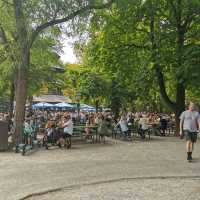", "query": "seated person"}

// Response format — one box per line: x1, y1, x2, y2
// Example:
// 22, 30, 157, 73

45, 118, 54, 129
116, 116, 130, 137
160, 116, 168, 136
138, 115, 149, 139
97, 115, 111, 142
85, 116, 95, 139
127, 114, 134, 136
46, 123, 57, 144
24, 119, 33, 146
